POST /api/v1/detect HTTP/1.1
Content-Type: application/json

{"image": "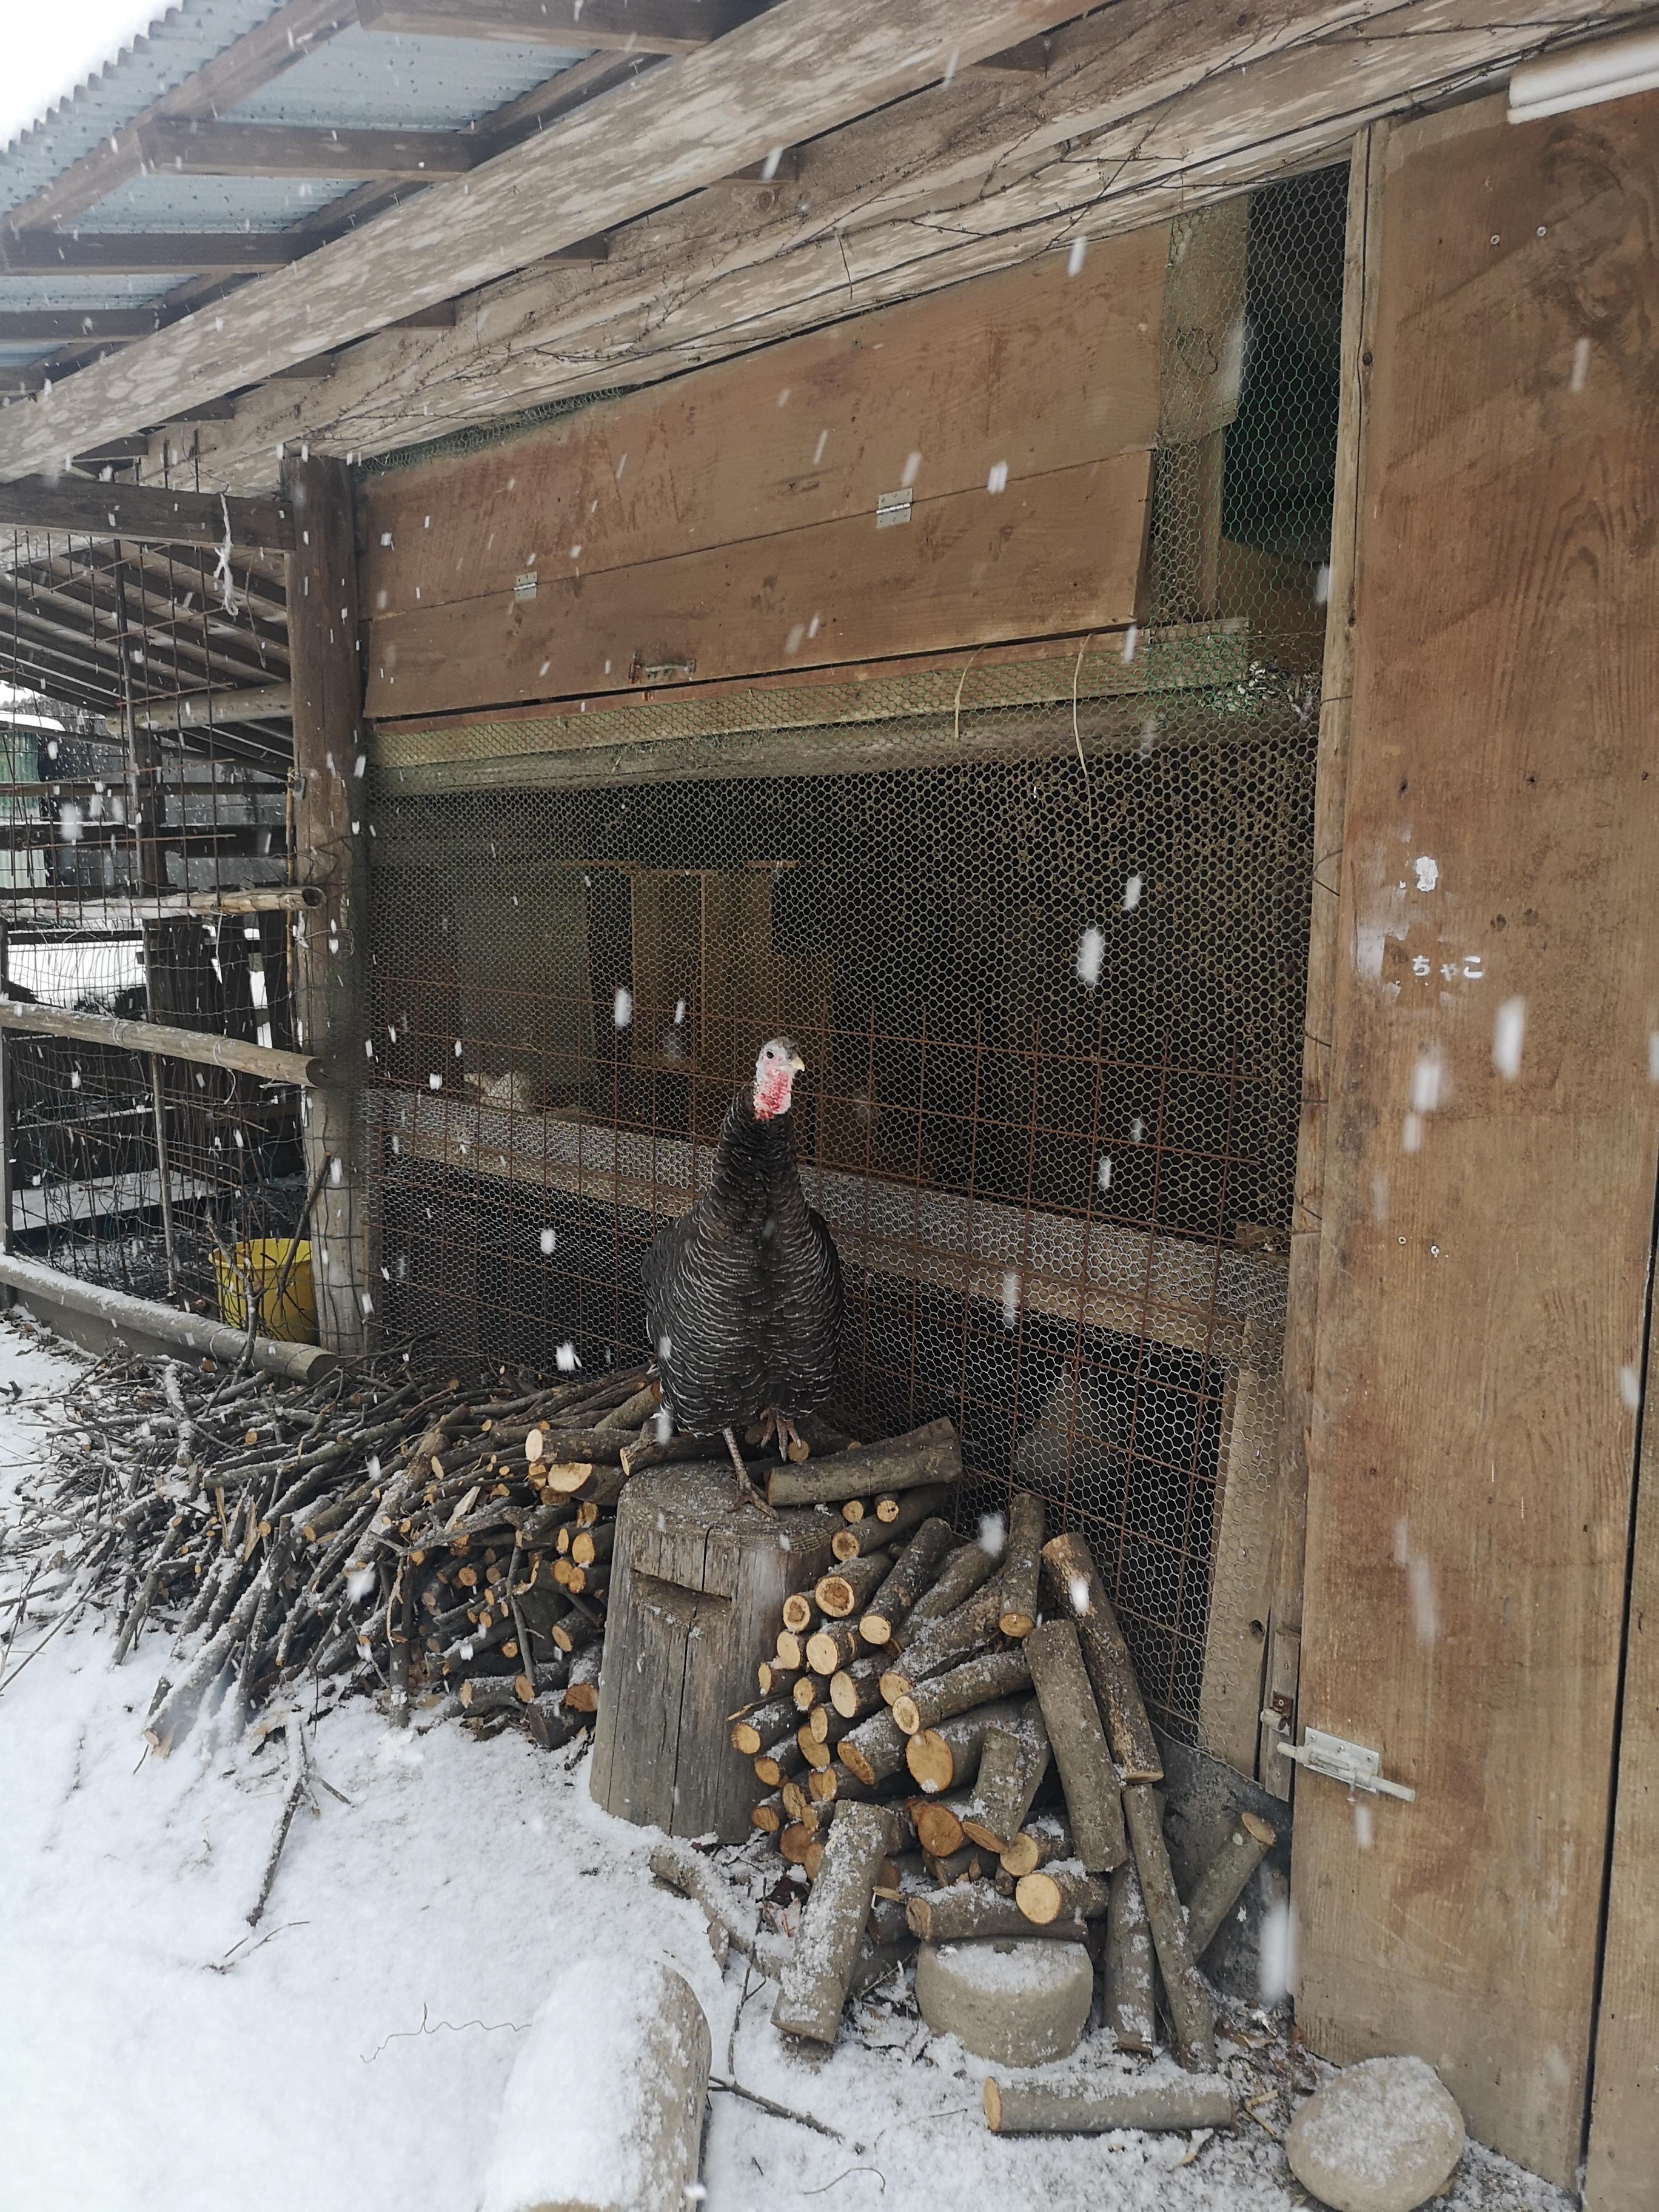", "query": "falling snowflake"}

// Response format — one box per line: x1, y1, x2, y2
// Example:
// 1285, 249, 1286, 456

539, 1228, 557, 1255
1075, 926, 1104, 988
